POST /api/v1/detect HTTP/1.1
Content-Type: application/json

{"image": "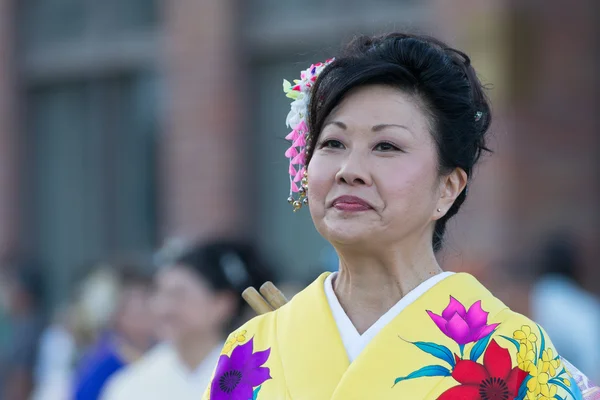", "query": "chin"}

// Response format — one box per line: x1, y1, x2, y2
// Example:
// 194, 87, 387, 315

156, 327, 177, 343
317, 217, 378, 246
